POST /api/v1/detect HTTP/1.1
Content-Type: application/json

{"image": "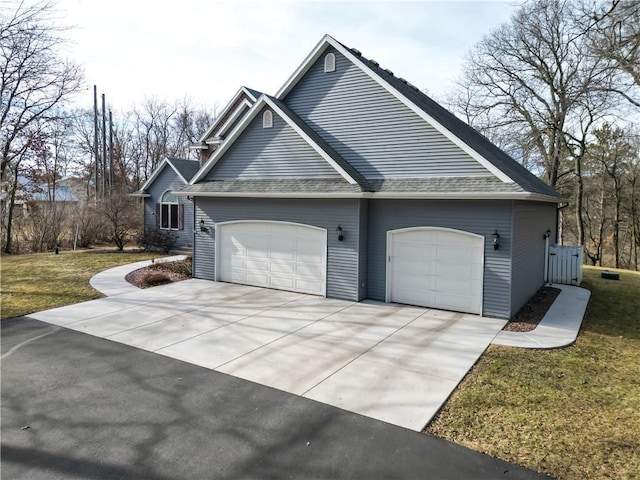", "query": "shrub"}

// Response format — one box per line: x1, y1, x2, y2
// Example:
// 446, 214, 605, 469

141, 227, 177, 253
142, 272, 171, 286
162, 256, 192, 276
